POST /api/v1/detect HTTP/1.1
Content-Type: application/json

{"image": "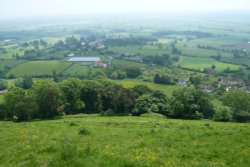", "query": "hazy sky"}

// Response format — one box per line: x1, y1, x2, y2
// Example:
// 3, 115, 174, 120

1, 0, 250, 18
